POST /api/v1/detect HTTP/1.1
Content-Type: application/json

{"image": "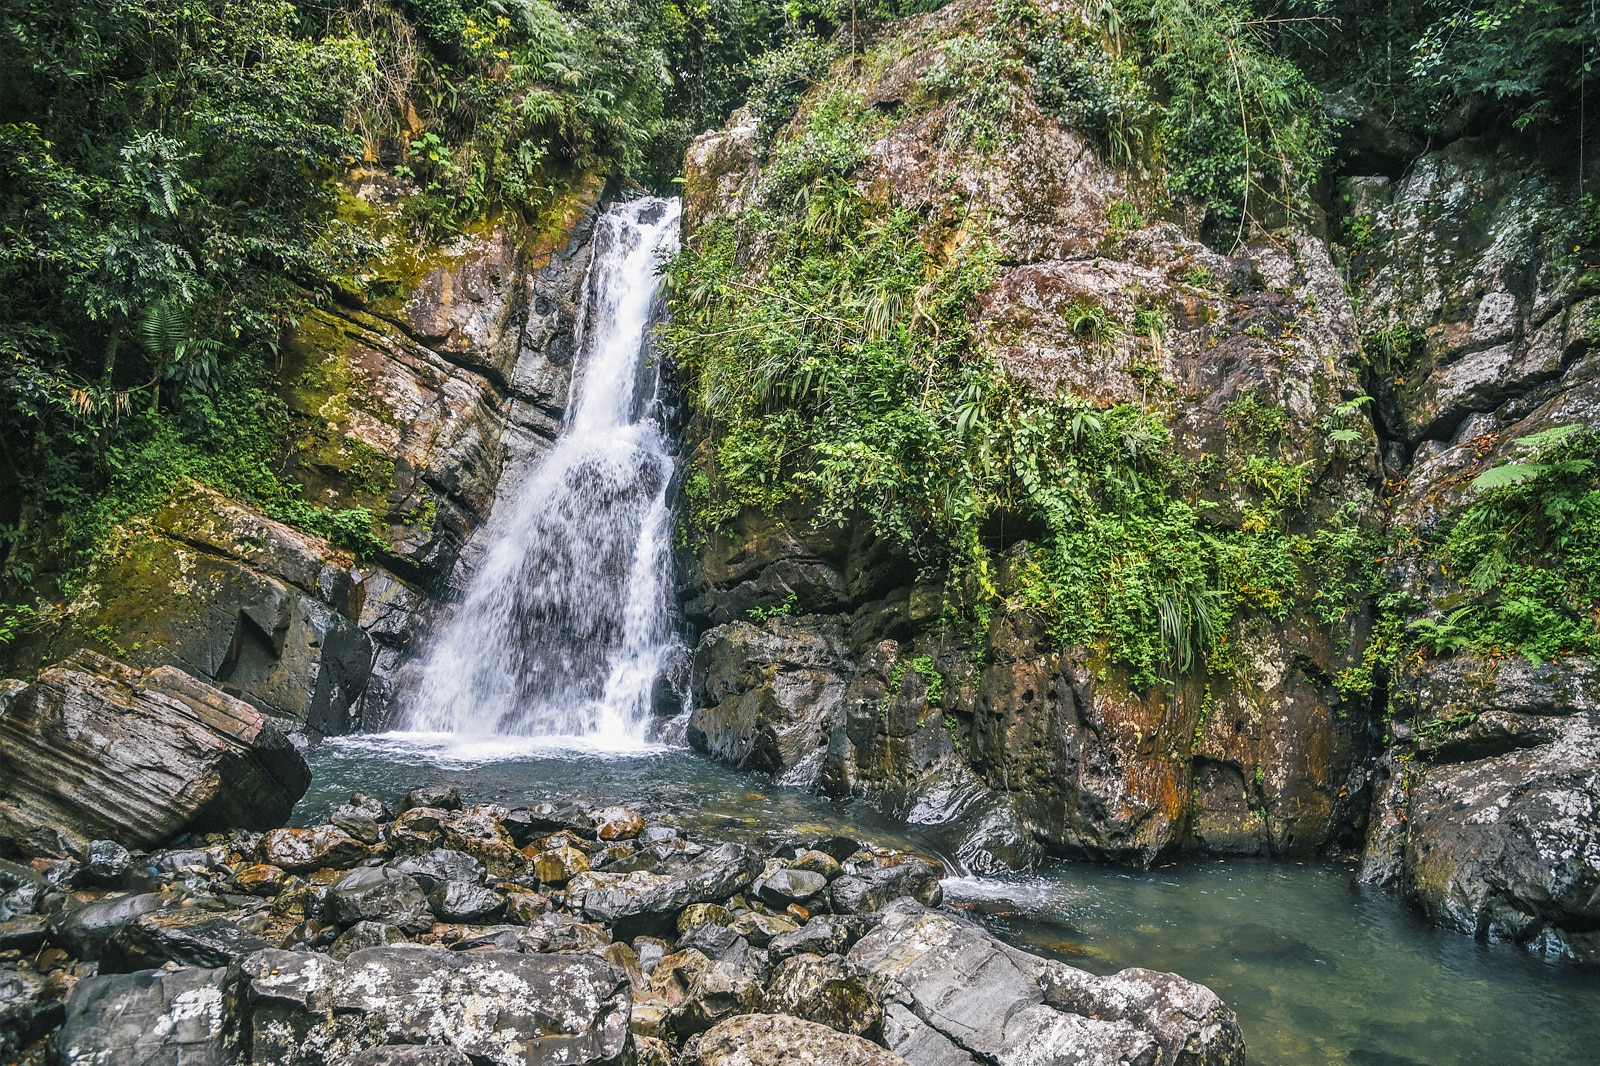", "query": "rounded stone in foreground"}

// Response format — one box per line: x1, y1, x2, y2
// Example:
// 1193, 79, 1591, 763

688, 1013, 911, 1066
